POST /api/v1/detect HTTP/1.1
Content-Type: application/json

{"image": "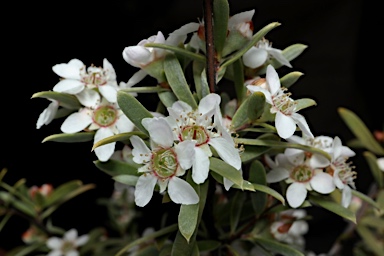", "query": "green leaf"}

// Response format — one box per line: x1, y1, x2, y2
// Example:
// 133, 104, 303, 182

213, 0, 229, 59
117, 91, 154, 136
115, 224, 178, 256
94, 159, 141, 177
308, 195, 356, 223
158, 90, 178, 108
121, 86, 169, 94
42, 132, 95, 143
294, 98, 317, 112
164, 54, 198, 109
230, 190, 246, 234
209, 158, 243, 188
280, 71, 304, 89
231, 92, 265, 130
145, 43, 206, 63
196, 240, 221, 253
193, 60, 209, 101
232, 59, 246, 105
356, 225, 384, 256
360, 215, 384, 230
92, 131, 148, 151
31, 91, 81, 109
252, 184, 285, 205
338, 107, 384, 155
221, 22, 281, 69
250, 237, 305, 256
235, 138, 332, 161
11, 200, 36, 218
248, 160, 268, 215
351, 188, 382, 210
178, 203, 199, 243
112, 175, 139, 187
363, 151, 384, 188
